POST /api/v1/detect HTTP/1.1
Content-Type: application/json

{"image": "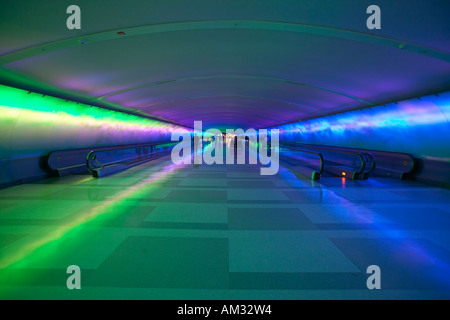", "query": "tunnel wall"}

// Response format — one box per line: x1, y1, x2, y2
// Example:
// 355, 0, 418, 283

275, 91, 450, 185
0, 84, 187, 186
